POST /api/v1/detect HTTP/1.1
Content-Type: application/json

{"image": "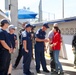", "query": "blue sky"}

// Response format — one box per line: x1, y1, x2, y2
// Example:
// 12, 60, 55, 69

0, 0, 76, 20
